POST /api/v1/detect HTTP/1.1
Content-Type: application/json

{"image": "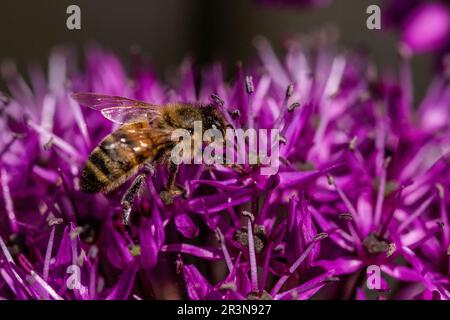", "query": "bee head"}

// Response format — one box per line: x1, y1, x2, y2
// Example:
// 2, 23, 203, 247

200, 104, 228, 136
166, 103, 228, 136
